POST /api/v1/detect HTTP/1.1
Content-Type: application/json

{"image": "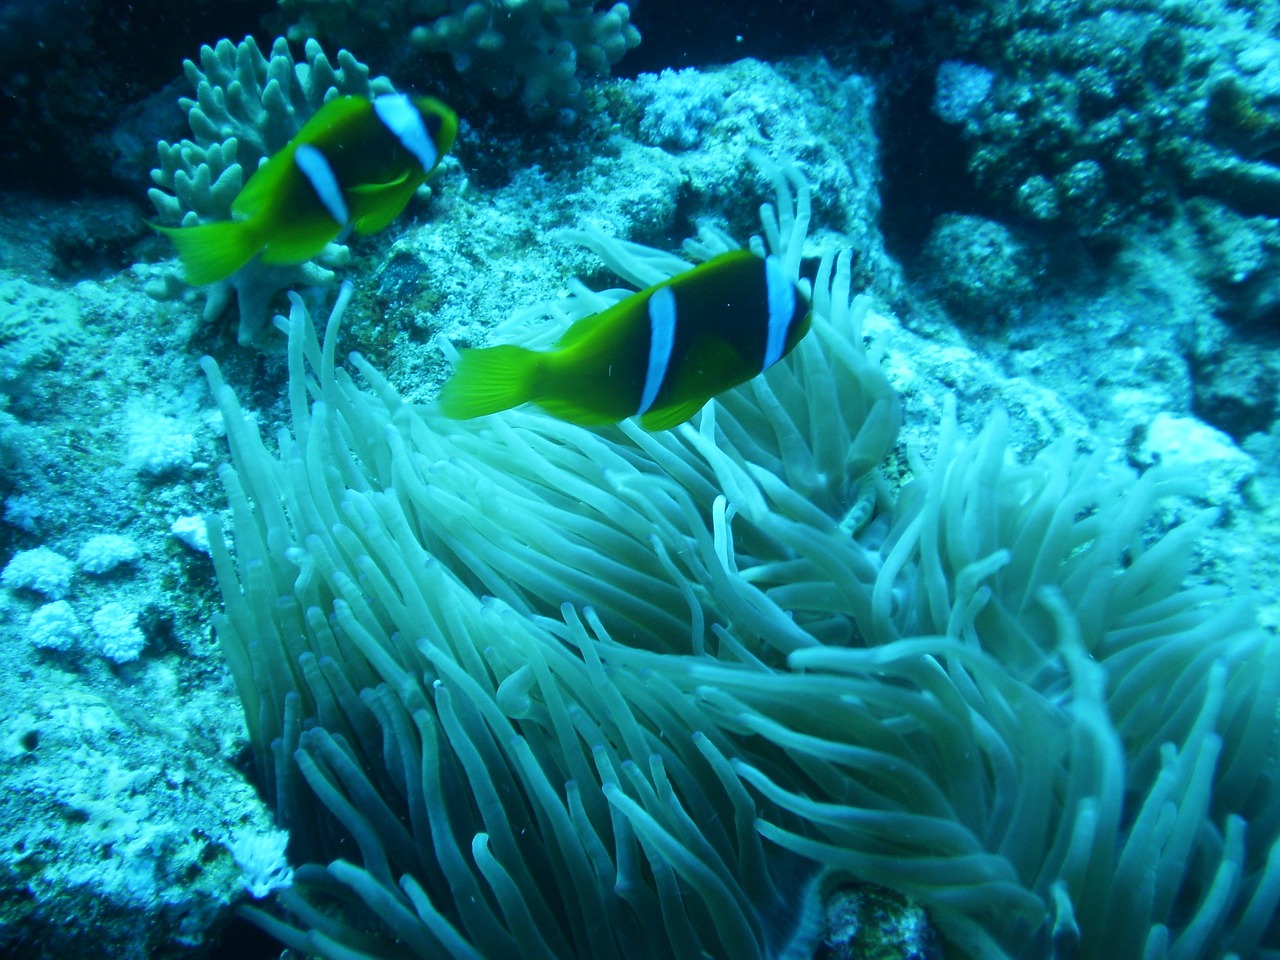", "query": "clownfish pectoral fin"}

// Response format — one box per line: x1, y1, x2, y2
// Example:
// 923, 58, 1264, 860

347, 171, 412, 195
348, 175, 419, 236
258, 224, 342, 267
637, 335, 739, 430
638, 395, 710, 431
153, 219, 260, 286
439, 344, 540, 420
536, 397, 628, 427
